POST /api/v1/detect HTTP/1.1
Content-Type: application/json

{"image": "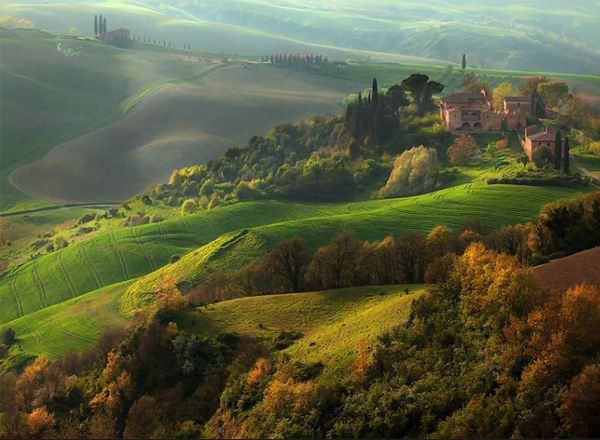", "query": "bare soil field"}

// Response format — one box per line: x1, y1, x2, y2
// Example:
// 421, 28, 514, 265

533, 247, 600, 292
10, 64, 361, 202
